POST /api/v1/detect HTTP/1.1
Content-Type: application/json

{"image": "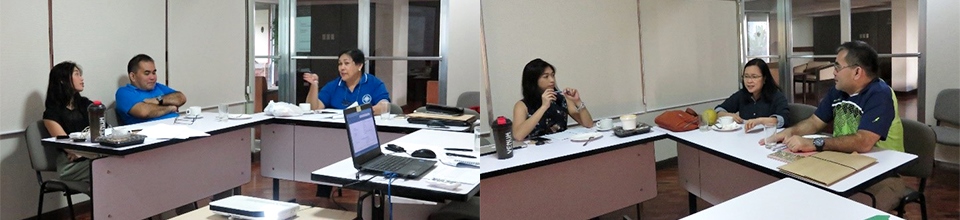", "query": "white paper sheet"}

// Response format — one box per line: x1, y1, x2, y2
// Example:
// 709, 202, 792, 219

137, 124, 210, 139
